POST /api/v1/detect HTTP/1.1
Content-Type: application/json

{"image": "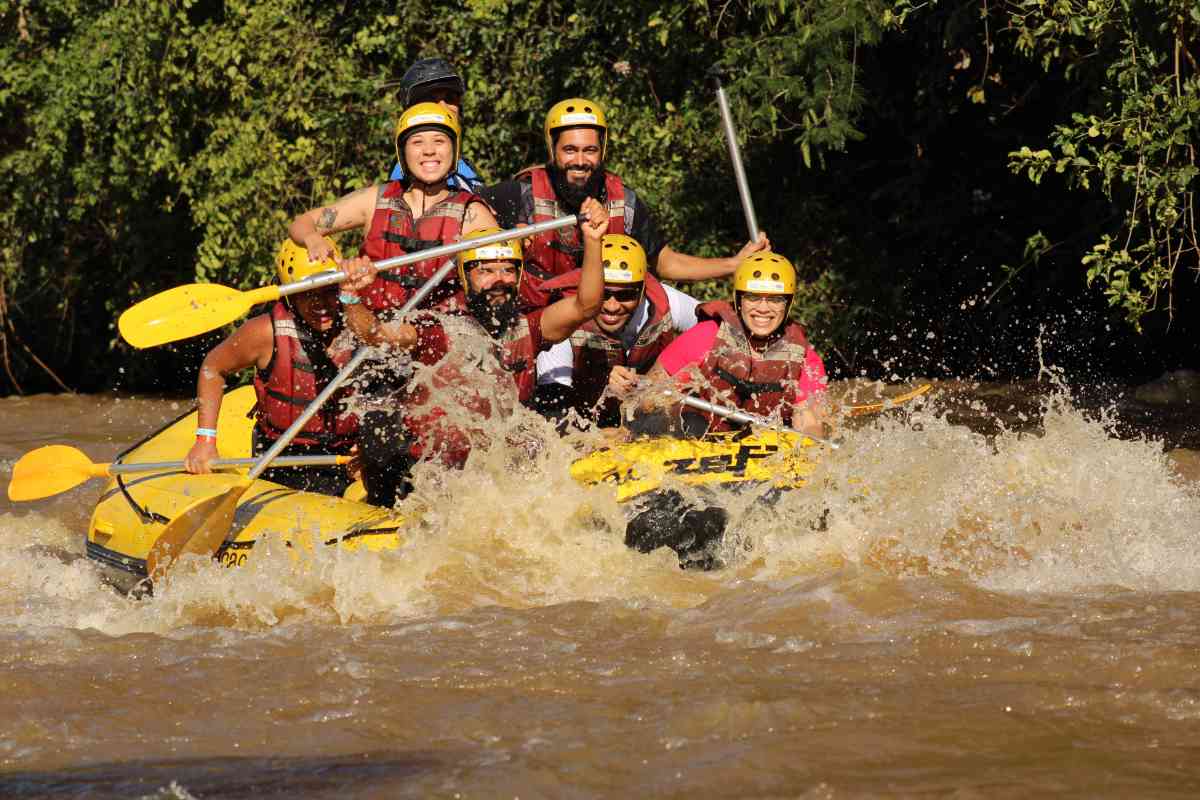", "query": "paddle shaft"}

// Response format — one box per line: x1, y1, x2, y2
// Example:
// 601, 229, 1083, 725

108, 455, 347, 476
680, 395, 838, 449
276, 215, 578, 300
714, 74, 760, 242
246, 258, 460, 481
